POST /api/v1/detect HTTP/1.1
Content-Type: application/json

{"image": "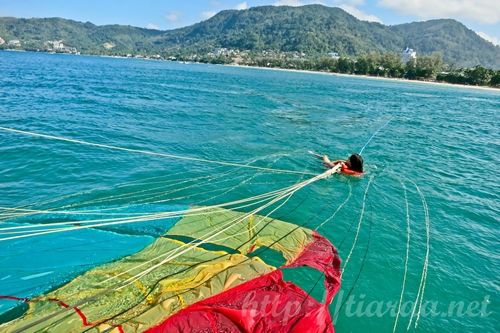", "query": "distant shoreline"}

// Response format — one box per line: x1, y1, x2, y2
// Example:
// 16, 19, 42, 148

227, 64, 500, 93
2, 49, 498, 93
